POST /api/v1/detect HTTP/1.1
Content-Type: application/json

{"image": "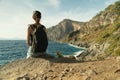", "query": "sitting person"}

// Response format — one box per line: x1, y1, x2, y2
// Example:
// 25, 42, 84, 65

26, 10, 53, 58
